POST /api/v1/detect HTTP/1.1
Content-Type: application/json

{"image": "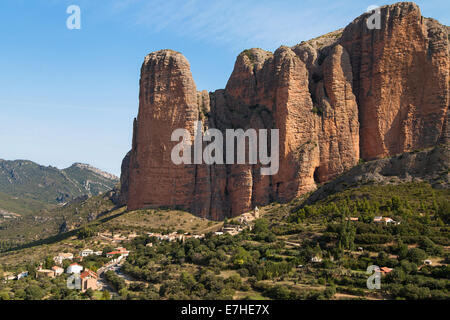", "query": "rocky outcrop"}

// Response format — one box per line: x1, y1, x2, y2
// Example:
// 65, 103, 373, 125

126, 50, 200, 213
121, 2, 449, 220
305, 144, 450, 205
340, 2, 449, 160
